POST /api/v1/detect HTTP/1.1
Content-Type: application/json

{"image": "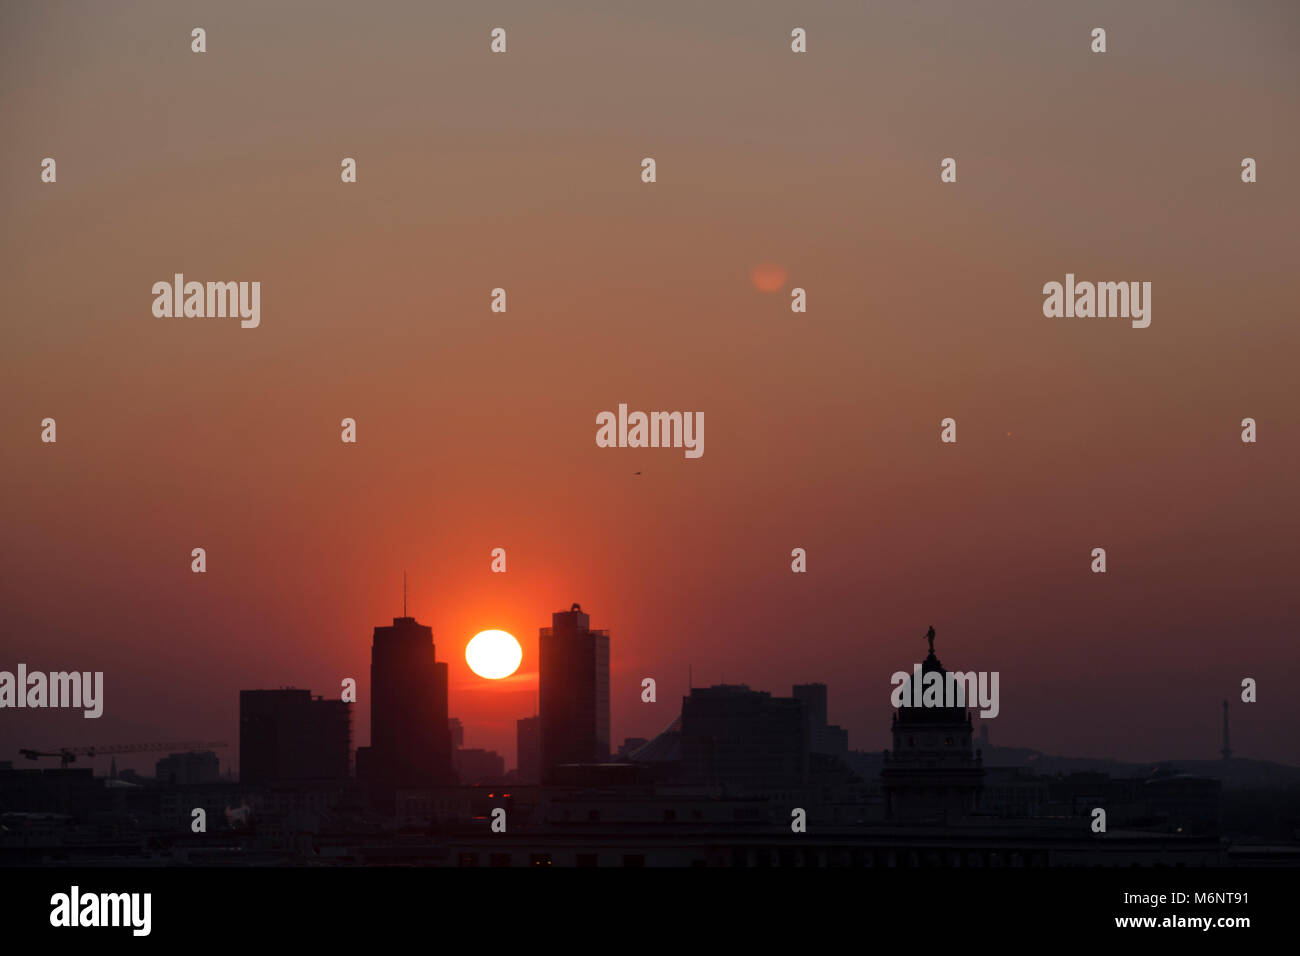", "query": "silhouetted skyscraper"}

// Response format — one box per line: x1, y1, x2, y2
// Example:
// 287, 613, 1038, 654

539, 603, 609, 781
357, 614, 453, 801
239, 689, 351, 785
516, 715, 541, 783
